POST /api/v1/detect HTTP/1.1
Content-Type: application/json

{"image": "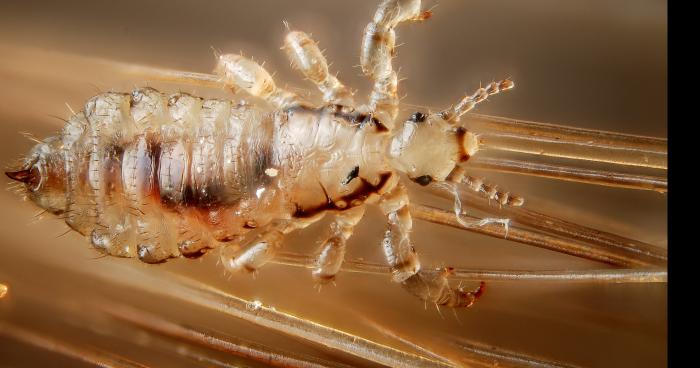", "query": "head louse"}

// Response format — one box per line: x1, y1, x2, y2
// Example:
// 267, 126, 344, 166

5, 0, 522, 309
